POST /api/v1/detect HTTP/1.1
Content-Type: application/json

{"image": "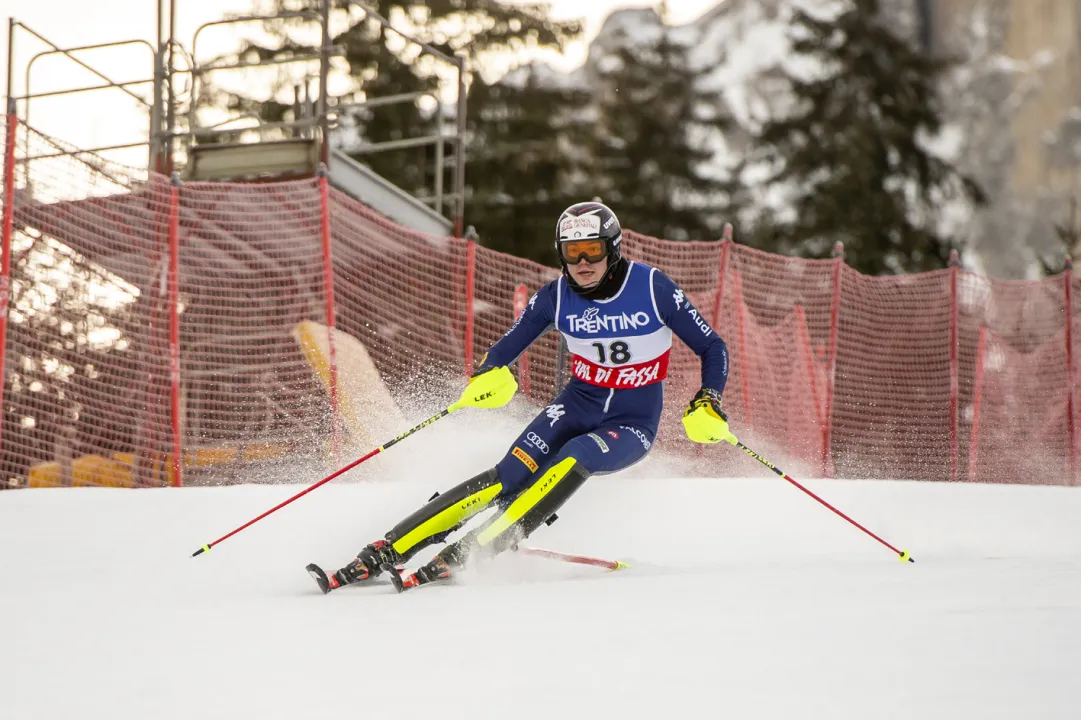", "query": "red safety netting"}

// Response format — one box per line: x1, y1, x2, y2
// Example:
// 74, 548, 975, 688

2, 119, 1079, 488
